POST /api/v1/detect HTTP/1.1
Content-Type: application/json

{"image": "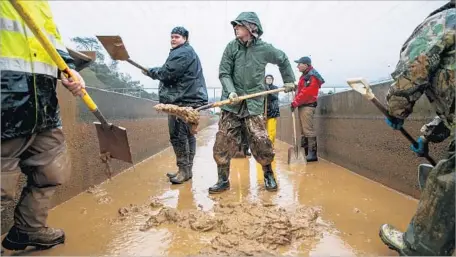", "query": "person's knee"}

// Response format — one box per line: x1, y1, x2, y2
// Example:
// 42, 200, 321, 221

213, 130, 237, 165
249, 131, 275, 165
32, 147, 72, 187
